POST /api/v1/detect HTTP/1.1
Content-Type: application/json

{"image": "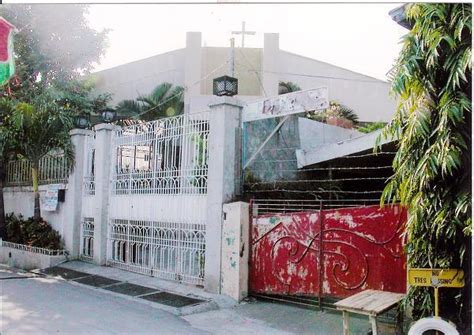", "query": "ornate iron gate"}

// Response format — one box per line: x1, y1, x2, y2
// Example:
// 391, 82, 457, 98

107, 112, 210, 285
249, 201, 407, 299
